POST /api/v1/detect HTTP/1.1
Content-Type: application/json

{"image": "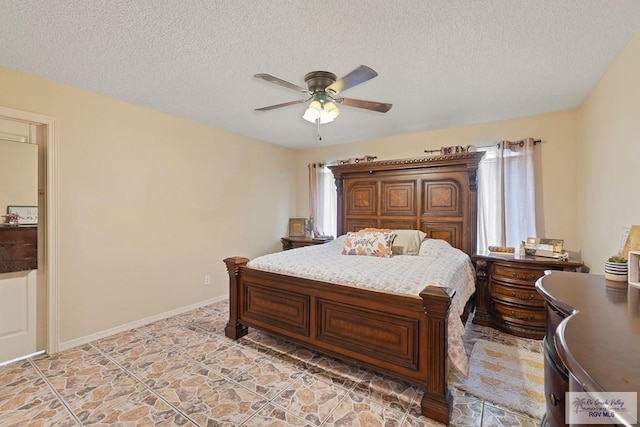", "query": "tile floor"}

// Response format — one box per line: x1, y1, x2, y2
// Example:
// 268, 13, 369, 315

0, 300, 543, 426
